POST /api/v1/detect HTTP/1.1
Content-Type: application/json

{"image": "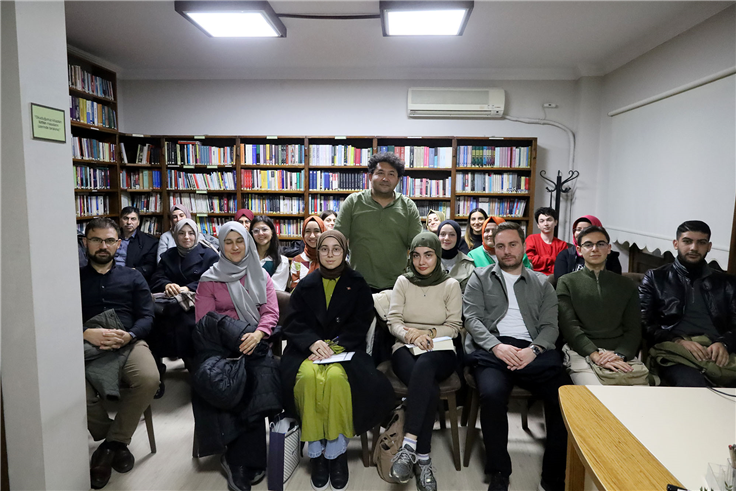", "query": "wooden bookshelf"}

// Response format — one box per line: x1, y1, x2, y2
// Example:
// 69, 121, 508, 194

69, 52, 120, 229
65, 59, 538, 237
